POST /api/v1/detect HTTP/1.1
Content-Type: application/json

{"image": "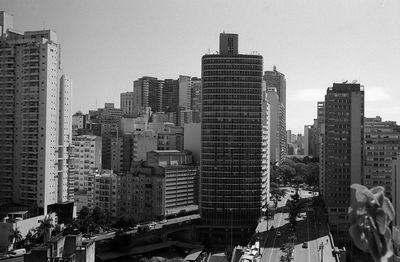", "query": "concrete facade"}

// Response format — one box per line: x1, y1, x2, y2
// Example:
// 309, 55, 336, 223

321, 83, 364, 243
179, 75, 192, 110
0, 12, 71, 214
71, 135, 102, 191
266, 87, 280, 163
264, 68, 287, 162
184, 123, 201, 164
162, 79, 179, 112
147, 150, 198, 216
120, 91, 134, 115
92, 171, 118, 217
133, 76, 162, 114
364, 116, 400, 200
